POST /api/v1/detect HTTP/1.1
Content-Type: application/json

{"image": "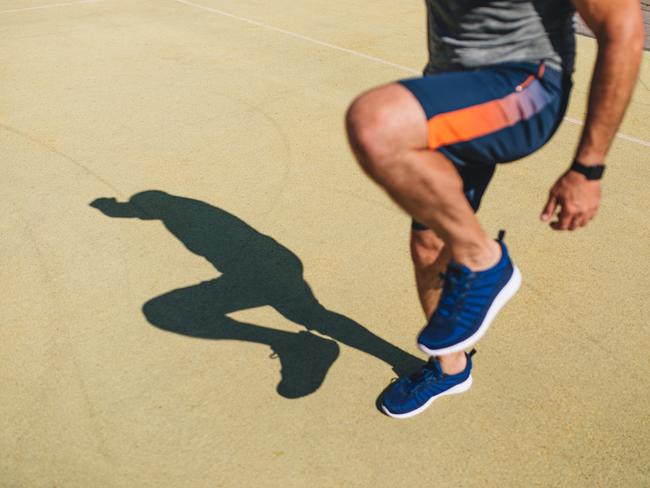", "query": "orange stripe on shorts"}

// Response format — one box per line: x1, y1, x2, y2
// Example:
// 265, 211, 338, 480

426, 77, 546, 150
